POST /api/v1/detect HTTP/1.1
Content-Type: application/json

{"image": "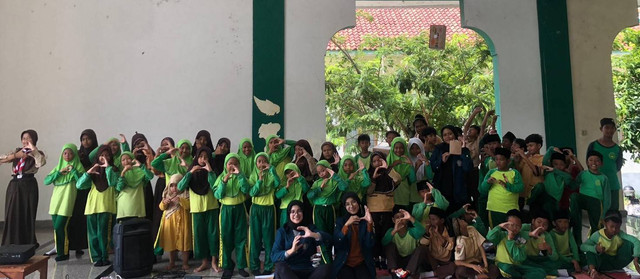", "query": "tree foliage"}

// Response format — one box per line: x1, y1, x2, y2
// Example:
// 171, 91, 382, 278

325, 32, 495, 146
613, 28, 640, 161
